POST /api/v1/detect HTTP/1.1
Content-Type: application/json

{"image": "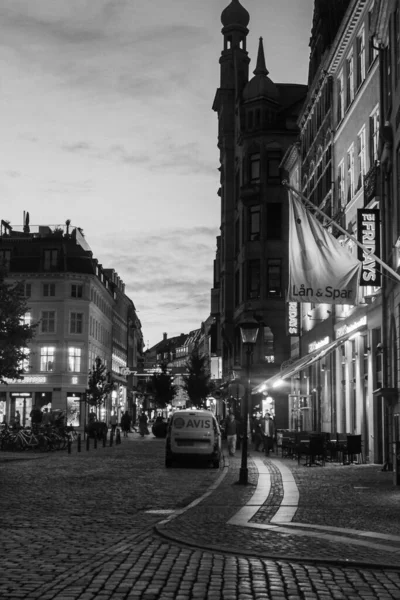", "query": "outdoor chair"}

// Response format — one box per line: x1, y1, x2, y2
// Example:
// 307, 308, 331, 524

343, 434, 363, 464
